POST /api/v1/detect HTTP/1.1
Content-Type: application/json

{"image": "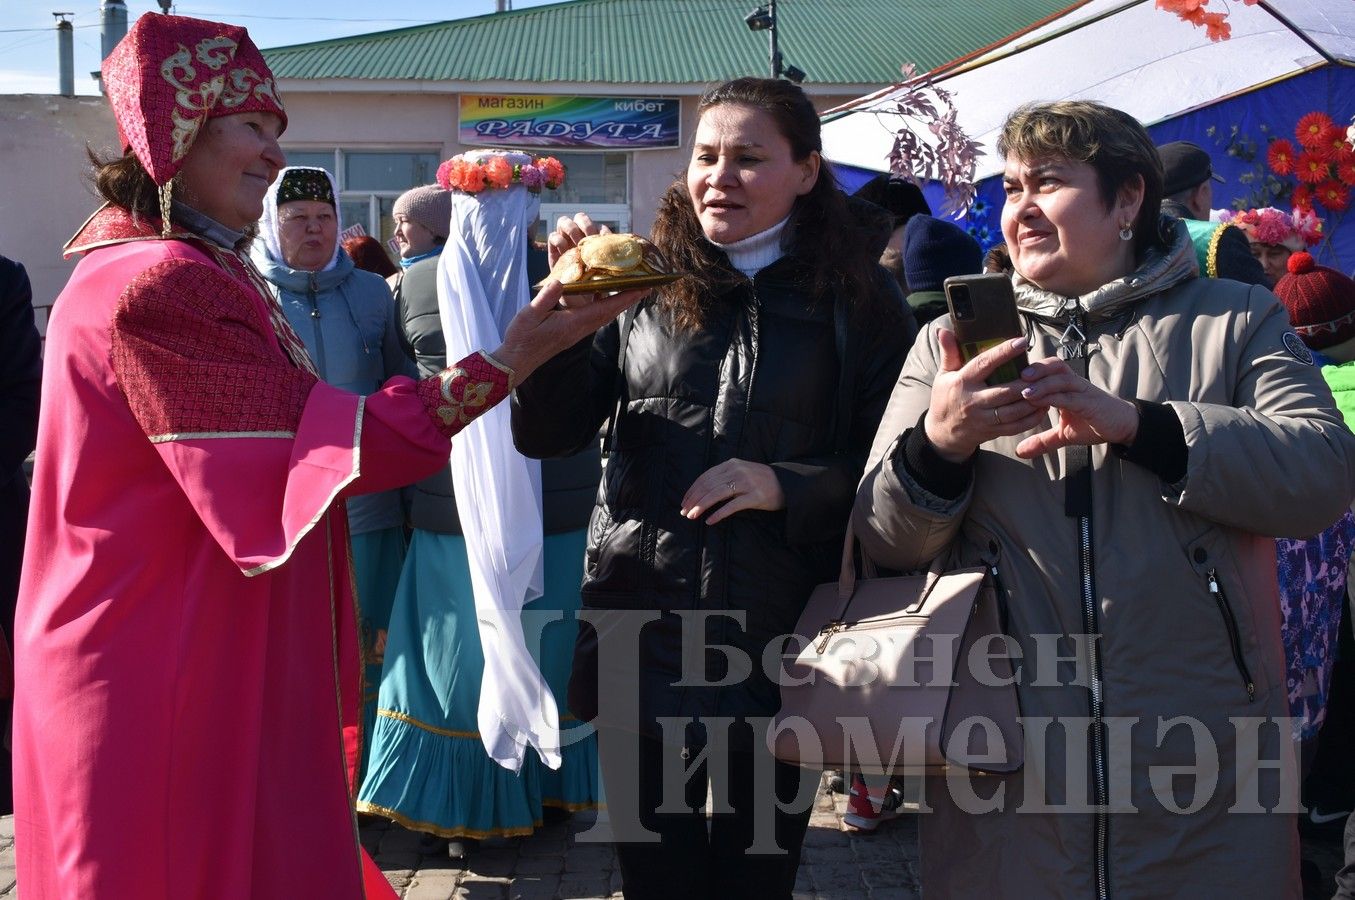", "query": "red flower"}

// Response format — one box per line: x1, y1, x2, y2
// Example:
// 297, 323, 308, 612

1297, 111, 1335, 149
1155, 0, 1206, 11
1317, 180, 1350, 213
450, 159, 486, 193
1296, 151, 1330, 183
1338, 154, 1355, 188
1320, 125, 1350, 157
1267, 138, 1296, 175
1291, 184, 1314, 213
539, 157, 566, 189
435, 158, 455, 191
1202, 11, 1230, 41
482, 156, 513, 189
